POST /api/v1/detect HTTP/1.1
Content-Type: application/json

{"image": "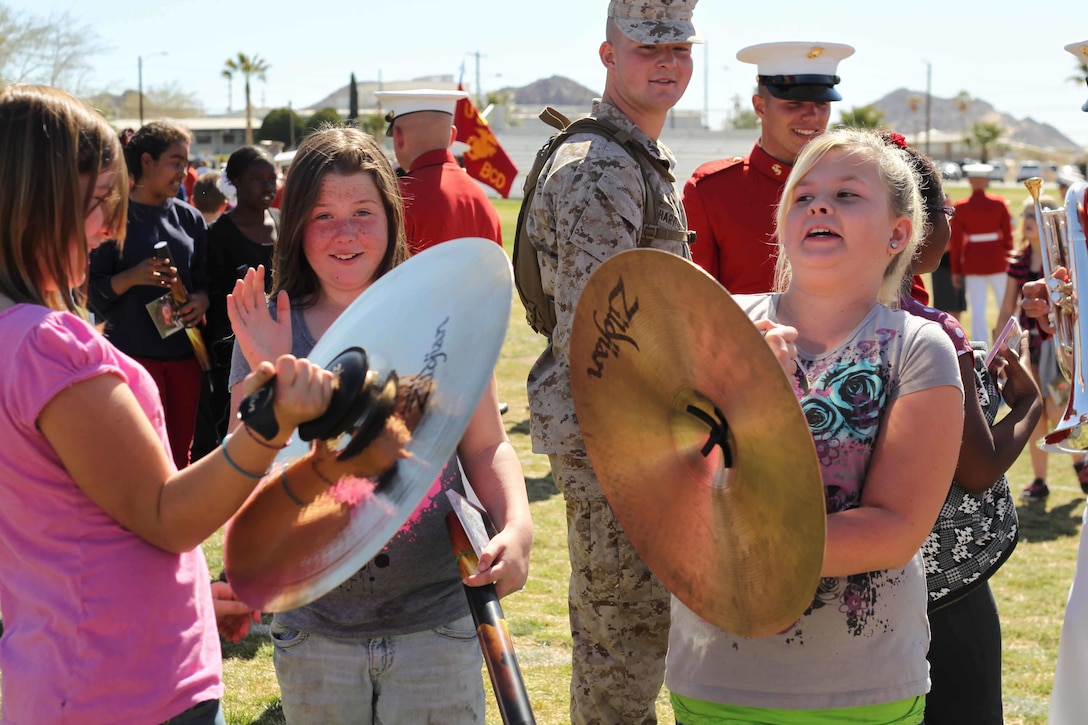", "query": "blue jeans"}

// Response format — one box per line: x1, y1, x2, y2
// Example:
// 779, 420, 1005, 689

271, 613, 485, 724
161, 699, 225, 725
